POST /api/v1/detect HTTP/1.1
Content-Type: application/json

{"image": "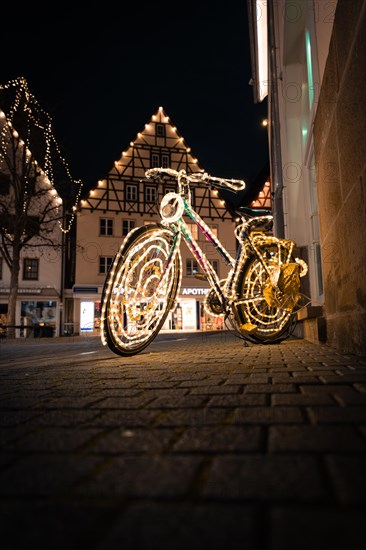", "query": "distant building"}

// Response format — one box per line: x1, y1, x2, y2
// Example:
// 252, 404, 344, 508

71, 106, 268, 334
0, 109, 63, 338
247, 0, 366, 354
